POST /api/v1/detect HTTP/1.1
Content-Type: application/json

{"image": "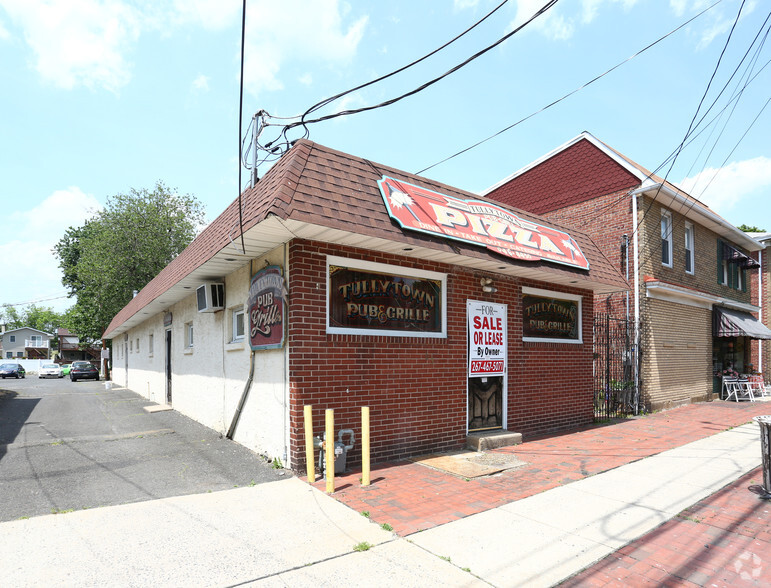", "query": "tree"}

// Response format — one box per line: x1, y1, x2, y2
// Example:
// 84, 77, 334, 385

53, 181, 206, 341
0, 303, 64, 333
737, 224, 766, 233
